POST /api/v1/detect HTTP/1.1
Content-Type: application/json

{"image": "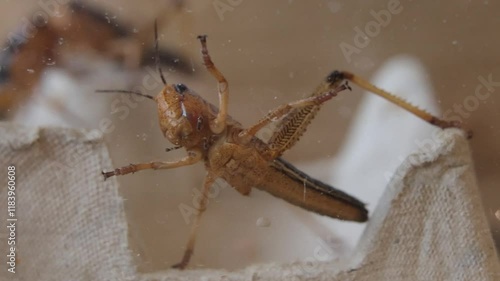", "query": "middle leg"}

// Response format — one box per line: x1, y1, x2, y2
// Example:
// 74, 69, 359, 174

172, 173, 216, 269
